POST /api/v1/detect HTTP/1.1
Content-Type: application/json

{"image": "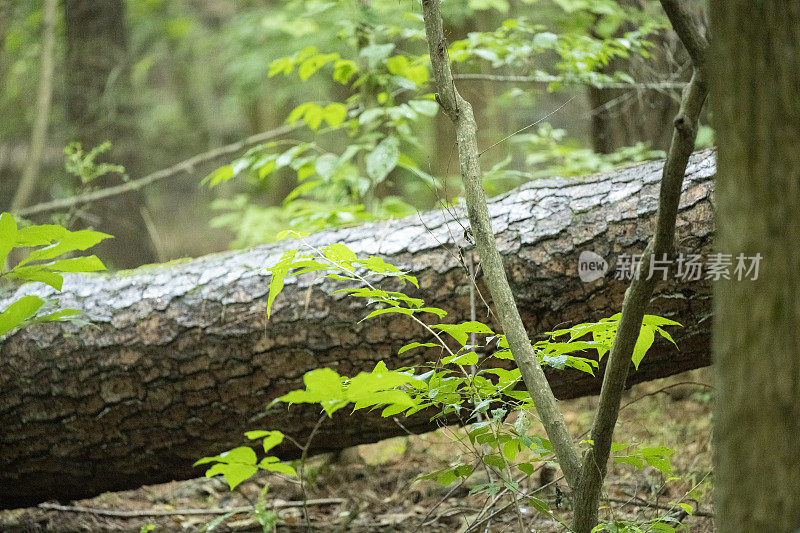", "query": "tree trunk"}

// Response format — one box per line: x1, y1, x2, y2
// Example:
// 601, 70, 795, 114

63, 0, 157, 268
711, 3, 800, 531
0, 152, 716, 508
